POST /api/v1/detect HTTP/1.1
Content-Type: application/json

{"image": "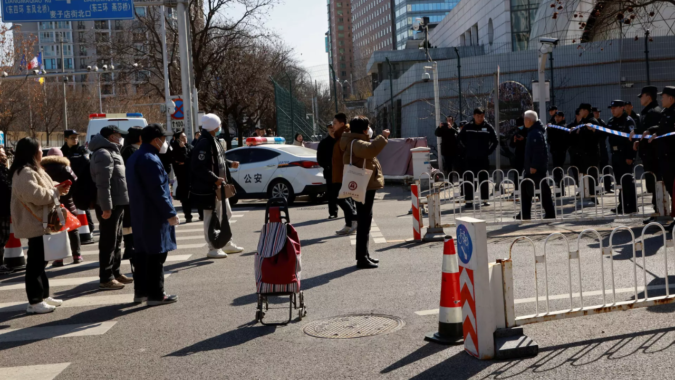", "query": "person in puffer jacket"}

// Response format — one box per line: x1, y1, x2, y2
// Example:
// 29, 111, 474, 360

89, 126, 133, 291
41, 148, 84, 267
